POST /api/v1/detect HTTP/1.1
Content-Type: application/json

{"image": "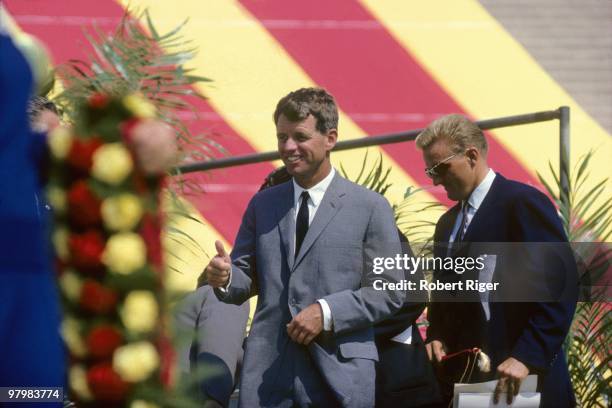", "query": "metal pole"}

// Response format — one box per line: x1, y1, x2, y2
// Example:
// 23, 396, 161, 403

558, 106, 571, 208
175, 109, 562, 174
